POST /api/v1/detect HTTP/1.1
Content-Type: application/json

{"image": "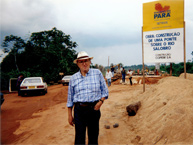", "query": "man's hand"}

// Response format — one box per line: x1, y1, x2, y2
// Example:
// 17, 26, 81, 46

68, 107, 74, 126
68, 115, 74, 126
94, 100, 103, 110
